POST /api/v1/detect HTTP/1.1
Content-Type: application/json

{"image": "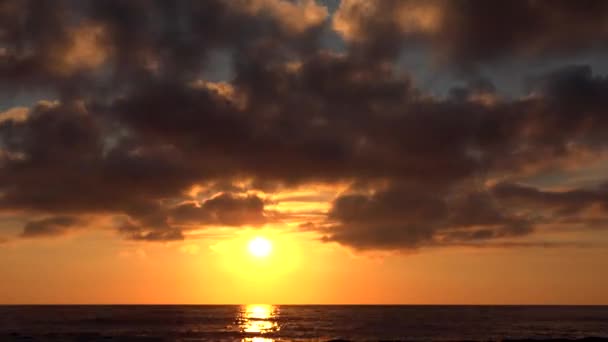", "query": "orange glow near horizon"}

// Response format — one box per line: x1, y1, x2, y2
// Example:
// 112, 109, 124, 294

1, 224, 608, 304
